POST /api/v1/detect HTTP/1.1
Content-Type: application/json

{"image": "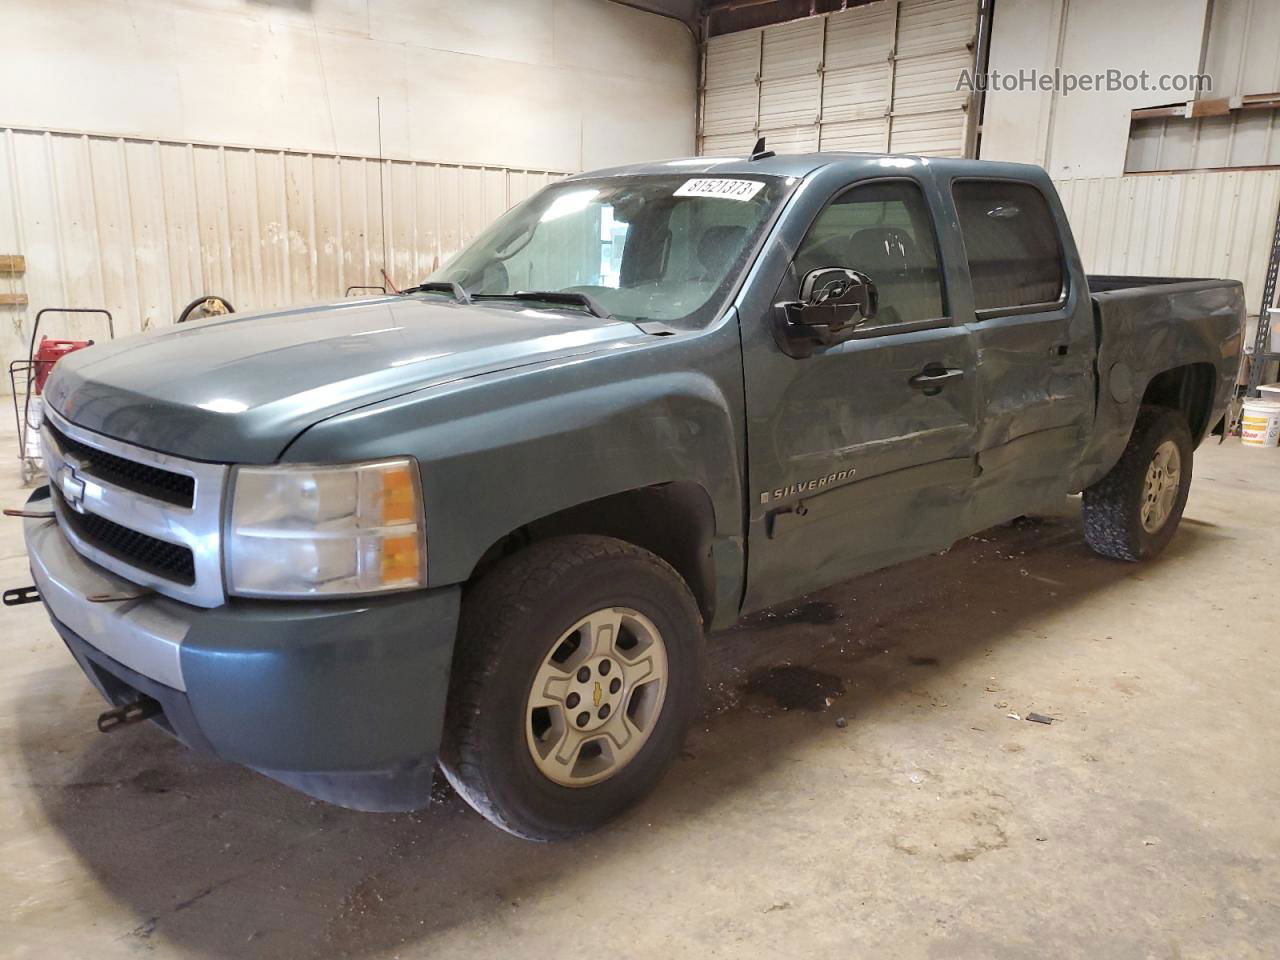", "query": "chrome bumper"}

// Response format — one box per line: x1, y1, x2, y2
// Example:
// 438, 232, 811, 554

25, 494, 190, 690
